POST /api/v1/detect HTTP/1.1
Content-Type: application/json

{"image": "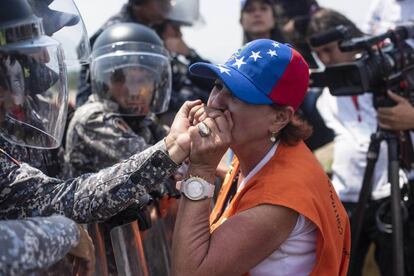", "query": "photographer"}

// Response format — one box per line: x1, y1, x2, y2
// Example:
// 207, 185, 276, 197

364, 0, 414, 133
308, 8, 411, 276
